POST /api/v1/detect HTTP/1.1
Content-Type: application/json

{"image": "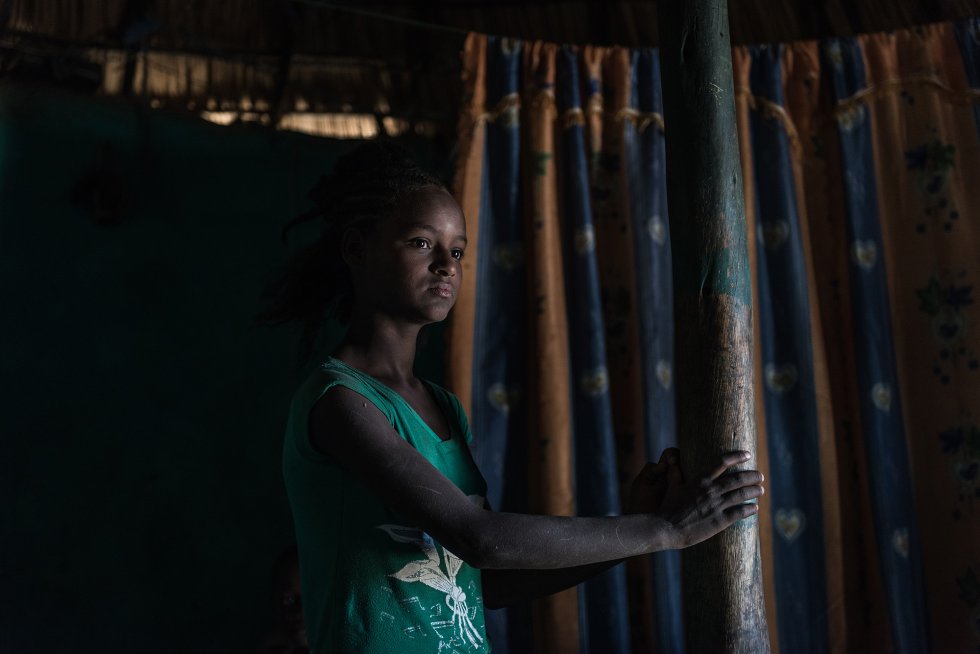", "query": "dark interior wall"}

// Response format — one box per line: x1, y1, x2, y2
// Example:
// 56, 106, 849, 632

0, 82, 447, 653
